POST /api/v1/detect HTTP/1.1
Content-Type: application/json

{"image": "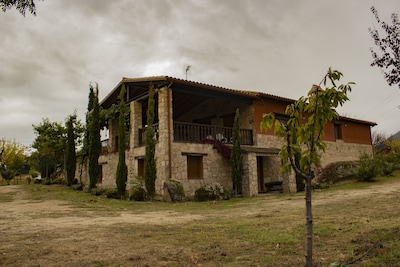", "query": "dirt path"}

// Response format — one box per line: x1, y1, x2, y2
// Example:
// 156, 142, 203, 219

1, 180, 399, 266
